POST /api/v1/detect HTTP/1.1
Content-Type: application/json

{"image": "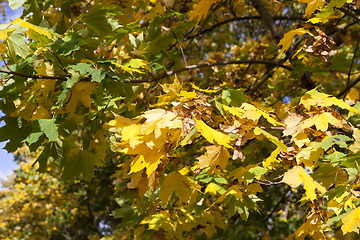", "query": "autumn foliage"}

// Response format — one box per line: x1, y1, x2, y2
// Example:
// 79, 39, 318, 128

2, 0, 360, 239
